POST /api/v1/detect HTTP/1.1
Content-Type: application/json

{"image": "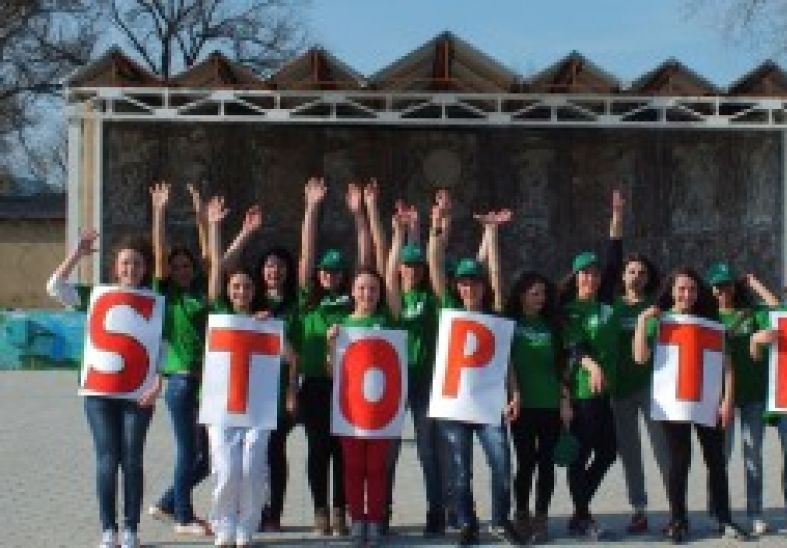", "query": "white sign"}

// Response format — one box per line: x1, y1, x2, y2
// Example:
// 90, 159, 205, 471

767, 311, 787, 413
428, 309, 514, 425
198, 314, 283, 428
